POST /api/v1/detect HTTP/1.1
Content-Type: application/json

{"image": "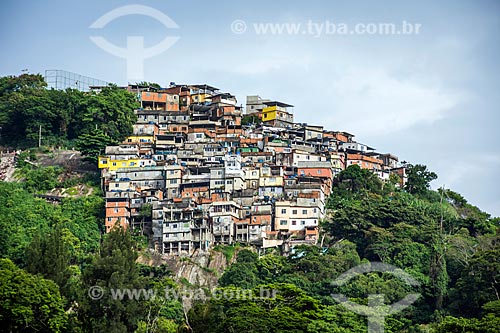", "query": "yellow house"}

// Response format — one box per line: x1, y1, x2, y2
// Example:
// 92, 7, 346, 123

191, 93, 212, 104
98, 157, 140, 171
124, 135, 155, 144
261, 105, 278, 121
260, 101, 294, 123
